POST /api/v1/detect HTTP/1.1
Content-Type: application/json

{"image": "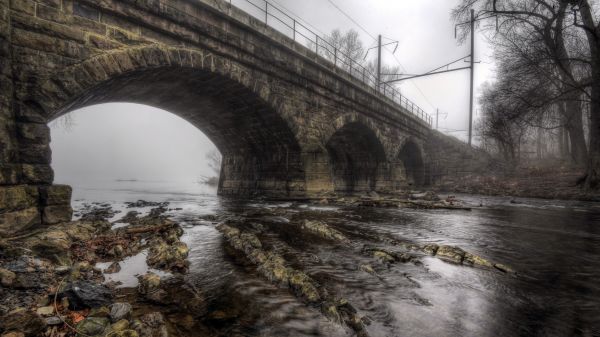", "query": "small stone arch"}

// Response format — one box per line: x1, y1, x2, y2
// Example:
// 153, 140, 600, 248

323, 115, 389, 194
28, 45, 306, 197
397, 138, 426, 187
